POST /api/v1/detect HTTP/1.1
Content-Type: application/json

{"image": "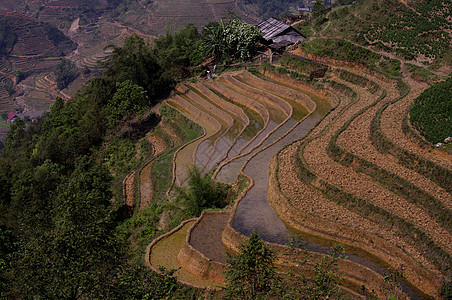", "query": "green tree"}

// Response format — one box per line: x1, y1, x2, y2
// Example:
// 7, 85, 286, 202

105, 80, 149, 127
312, 0, 327, 18
55, 58, 79, 90
409, 77, 452, 143
3, 118, 26, 154
223, 18, 261, 61
103, 34, 168, 103
153, 24, 204, 79
0, 225, 20, 299
223, 231, 281, 299
203, 18, 261, 61
11, 157, 119, 299
0, 16, 16, 54
175, 166, 230, 216
203, 20, 225, 60
103, 266, 201, 300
